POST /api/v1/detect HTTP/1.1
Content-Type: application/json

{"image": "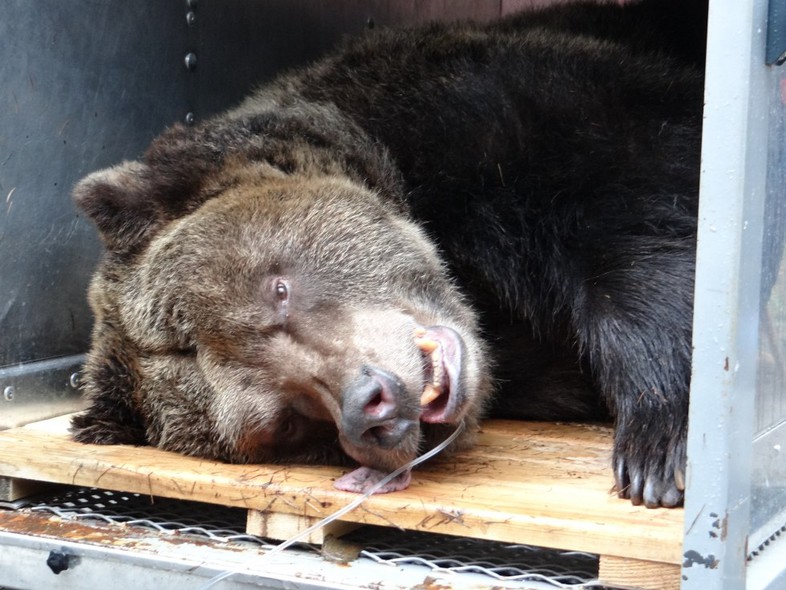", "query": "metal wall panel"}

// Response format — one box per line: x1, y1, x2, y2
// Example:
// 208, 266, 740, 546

749, 17, 786, 572
0, 1, 505, 424
0, 0, 190, 423
186, 0, 503, 123
1, 0, 190, 367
